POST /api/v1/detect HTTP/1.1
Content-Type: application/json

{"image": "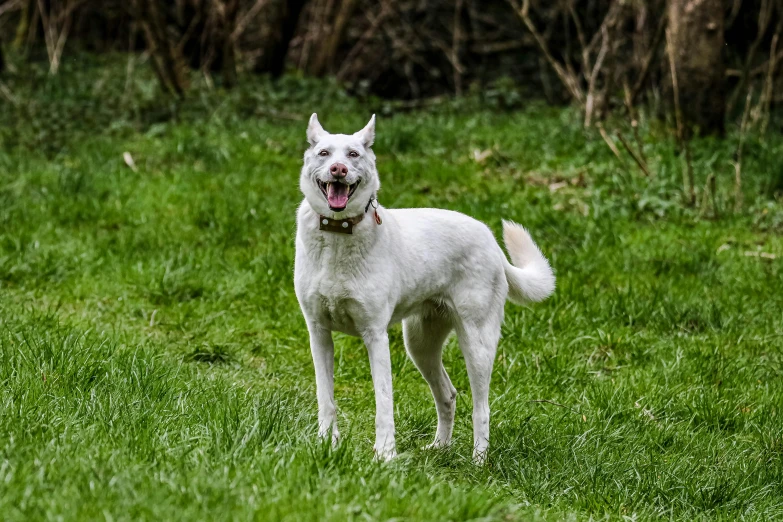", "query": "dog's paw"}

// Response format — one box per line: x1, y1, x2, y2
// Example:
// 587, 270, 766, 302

318, 429, 340, 447
373, 444, 397, 462
423, 439, 451, 451
472, 448, 488, 465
